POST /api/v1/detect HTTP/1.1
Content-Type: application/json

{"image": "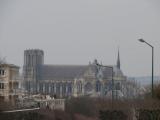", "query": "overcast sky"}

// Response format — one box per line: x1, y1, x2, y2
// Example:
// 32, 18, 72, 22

0, 0, 160, 77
